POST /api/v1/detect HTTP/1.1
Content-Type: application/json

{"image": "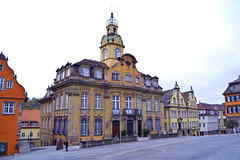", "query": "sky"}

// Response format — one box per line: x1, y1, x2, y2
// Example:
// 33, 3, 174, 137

0, 0, 240, 104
